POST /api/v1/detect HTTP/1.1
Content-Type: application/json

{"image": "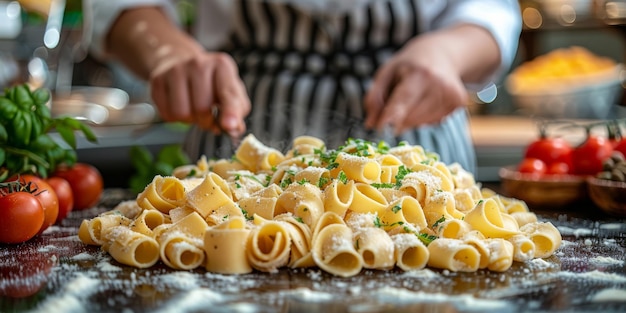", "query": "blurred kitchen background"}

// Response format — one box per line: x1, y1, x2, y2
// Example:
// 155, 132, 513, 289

1, 0, 626, 187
